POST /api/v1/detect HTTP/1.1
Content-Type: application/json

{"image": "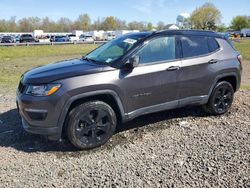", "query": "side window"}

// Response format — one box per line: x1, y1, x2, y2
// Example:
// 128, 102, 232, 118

208, 37, 220, 52
137, 36, 176, 64
181, 35, 209, 58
